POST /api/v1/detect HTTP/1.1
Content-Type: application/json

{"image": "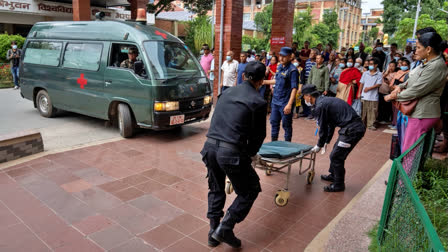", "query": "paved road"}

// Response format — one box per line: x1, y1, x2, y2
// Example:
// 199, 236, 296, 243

0, 88, 120, 151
